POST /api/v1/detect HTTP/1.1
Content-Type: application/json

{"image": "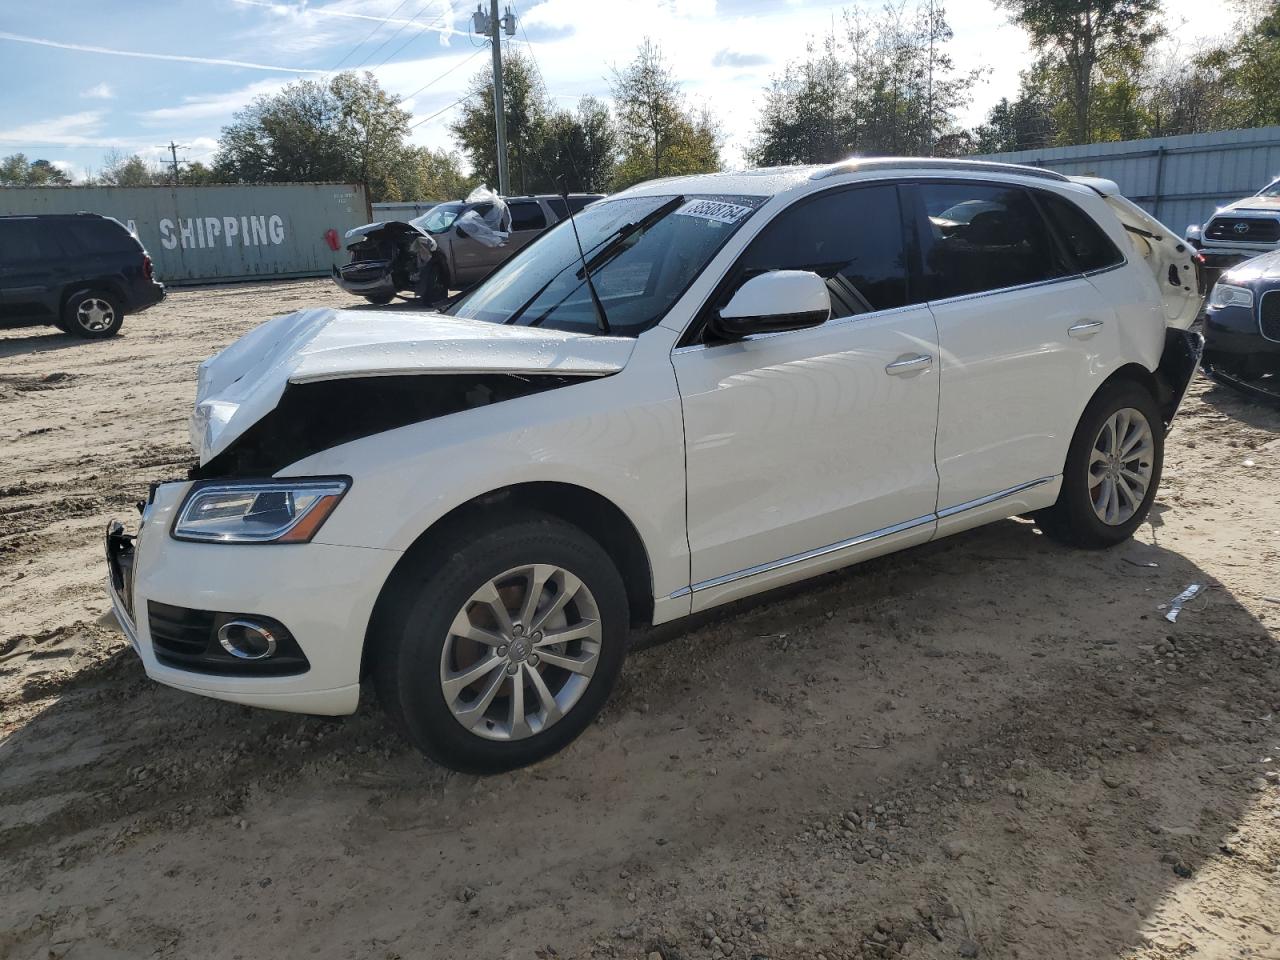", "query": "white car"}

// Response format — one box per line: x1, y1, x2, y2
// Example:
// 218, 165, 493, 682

106, 159, 1203, 773
1187, 177, 1280, 285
